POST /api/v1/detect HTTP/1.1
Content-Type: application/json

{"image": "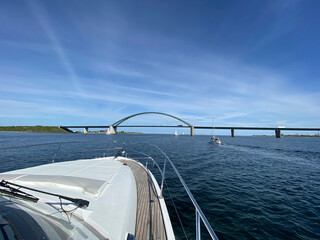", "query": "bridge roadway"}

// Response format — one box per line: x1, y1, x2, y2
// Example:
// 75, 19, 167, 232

59, 125, 320, 138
